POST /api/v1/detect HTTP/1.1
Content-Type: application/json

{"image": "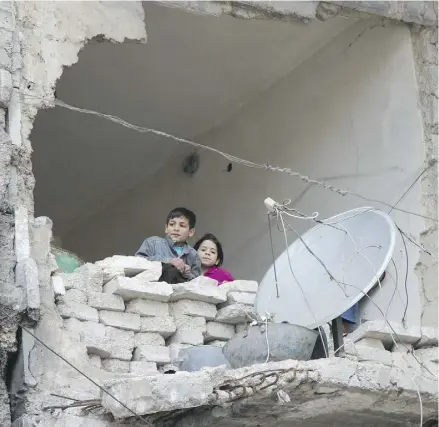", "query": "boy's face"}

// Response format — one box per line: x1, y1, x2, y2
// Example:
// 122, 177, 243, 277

165, 216, 195, 243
